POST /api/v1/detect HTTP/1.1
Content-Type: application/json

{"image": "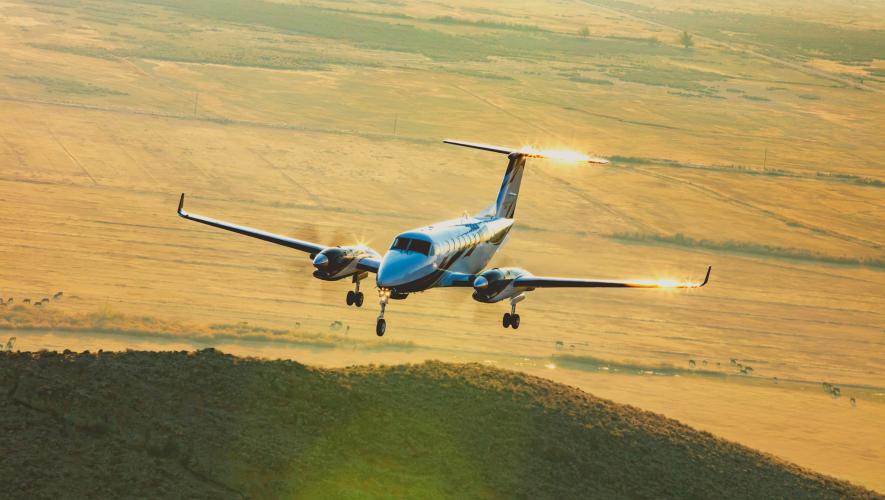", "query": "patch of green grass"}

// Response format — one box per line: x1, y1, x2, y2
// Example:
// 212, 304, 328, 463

554, 354, 725, 378
609, 155, 883, 188
607, 65, 727, 93
444, 68, 514, 80
0, 306, 415, 351
8, 74, 127, 96
610, 232, 885, 269
567, 75, 613, 85
653, 10, 885, 62
97, 0, 683, 63
428, 15, 543, 32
